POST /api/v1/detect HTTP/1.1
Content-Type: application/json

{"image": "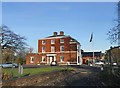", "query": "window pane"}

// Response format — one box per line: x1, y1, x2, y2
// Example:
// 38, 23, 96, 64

61, 56, 64, 62
42, 56, 45, 62
60, 45, 64, 51
30, 57, 34, 63
51, 40, 55, 44
42, 46, 45, 52
60, 39, 64, 43
51, 46, 55, 52
42, 40, 45, 44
